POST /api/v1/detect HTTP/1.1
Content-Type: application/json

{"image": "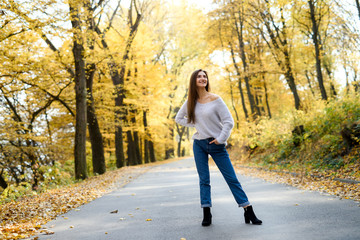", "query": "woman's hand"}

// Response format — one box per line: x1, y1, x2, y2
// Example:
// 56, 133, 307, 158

209, 139, 220, 145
